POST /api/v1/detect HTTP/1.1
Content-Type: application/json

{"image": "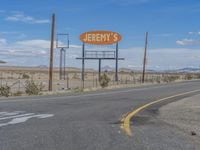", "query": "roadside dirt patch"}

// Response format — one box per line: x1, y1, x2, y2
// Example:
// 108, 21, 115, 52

158, 94, 200, 148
